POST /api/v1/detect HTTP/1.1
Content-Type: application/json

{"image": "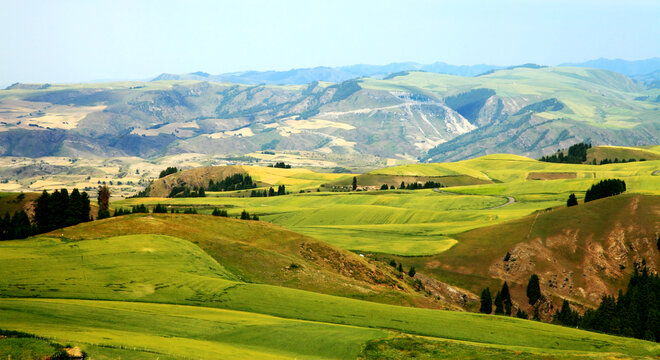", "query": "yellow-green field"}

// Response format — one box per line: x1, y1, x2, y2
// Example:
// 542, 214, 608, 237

116, 154, 660, 255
